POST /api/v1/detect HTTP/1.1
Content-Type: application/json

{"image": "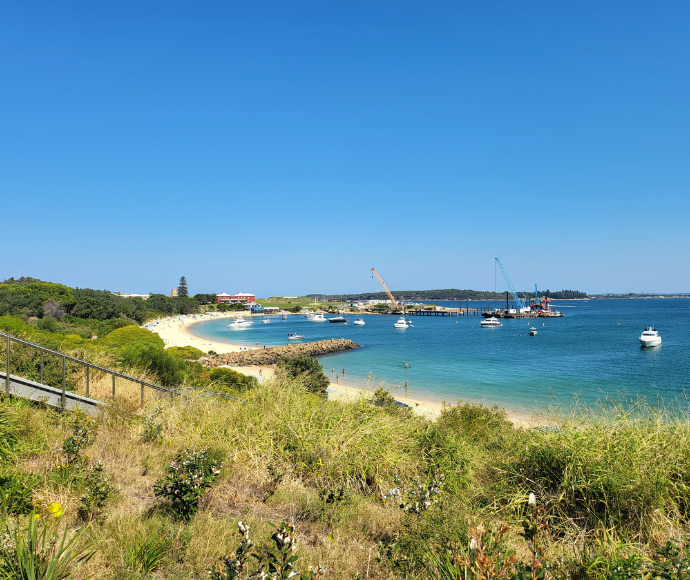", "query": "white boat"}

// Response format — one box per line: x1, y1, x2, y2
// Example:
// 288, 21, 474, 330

353, 318, 365, 326
262, 319, 270, 324
228, 316, 253, 327
639, 327, 661, 348
309, 312, 327, 322
529, 327, 538, 336
282, 313, 288, 320
480, 317, 503, 328
287, 333, 304, 340
394, 316, 408, 329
